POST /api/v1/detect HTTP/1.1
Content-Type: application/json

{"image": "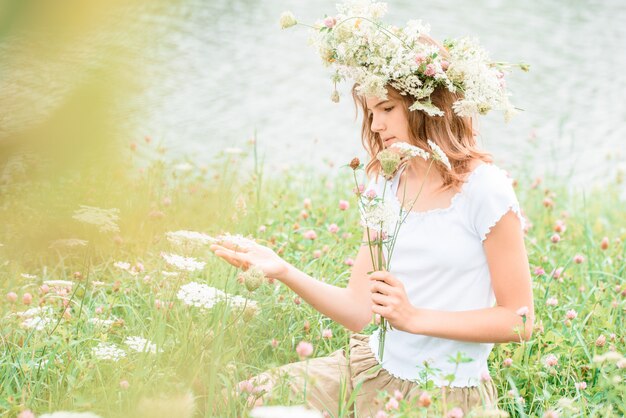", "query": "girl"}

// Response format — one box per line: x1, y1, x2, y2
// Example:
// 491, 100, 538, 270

211, 3, 534, 416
